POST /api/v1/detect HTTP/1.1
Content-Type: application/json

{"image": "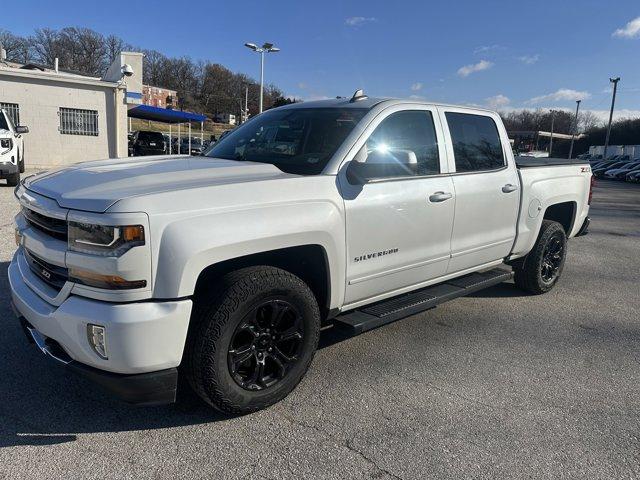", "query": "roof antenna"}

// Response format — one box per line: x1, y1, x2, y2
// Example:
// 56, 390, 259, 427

350, 89, 368, 103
